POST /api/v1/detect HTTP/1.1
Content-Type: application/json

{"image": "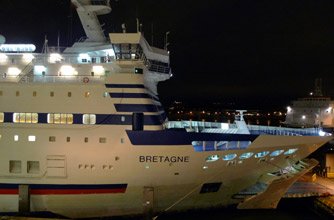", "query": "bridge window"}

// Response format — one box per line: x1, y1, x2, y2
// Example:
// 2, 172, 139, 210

48, 113, 73, 124
206, 155, 219, 162
83, 114, 96, 124
0, 112, 3, 122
